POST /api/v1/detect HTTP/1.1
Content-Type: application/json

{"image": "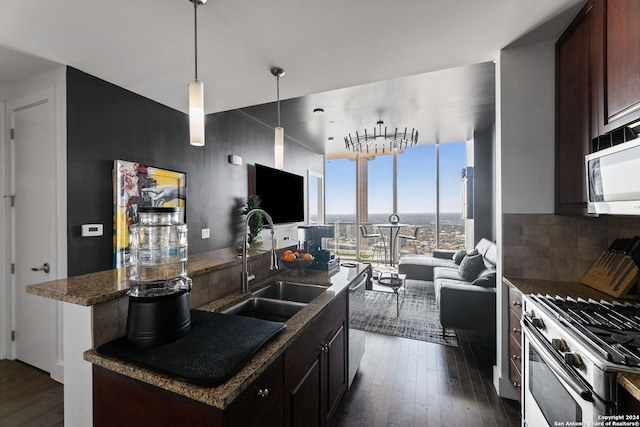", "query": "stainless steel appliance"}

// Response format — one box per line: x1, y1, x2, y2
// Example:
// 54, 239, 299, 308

298, 225, 340, 270
585, 121, 640, 215
347, 268, 367, 388
521, 294, 640, 426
